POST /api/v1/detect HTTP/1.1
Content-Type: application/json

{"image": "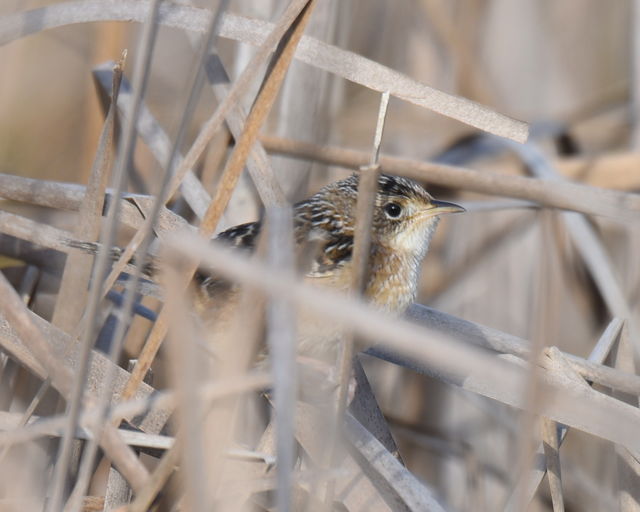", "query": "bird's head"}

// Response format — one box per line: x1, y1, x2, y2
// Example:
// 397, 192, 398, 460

371, 174, 464, 254
324, 173, 465, 257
